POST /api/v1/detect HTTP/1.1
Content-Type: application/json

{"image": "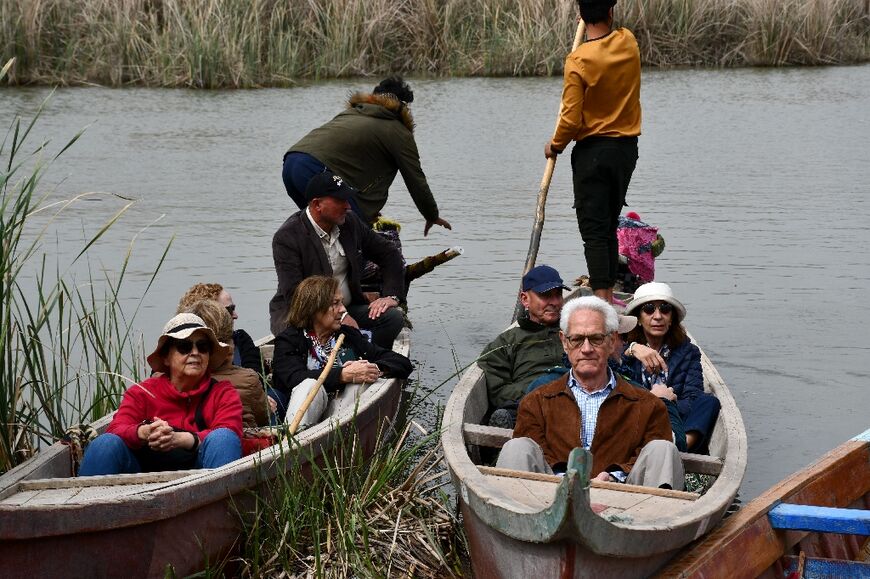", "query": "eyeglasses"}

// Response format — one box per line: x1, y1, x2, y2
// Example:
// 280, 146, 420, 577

225, 304, 236, 315
172, 338, 212, 355
564, 333, 610, 349
640, 302, 673, 316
